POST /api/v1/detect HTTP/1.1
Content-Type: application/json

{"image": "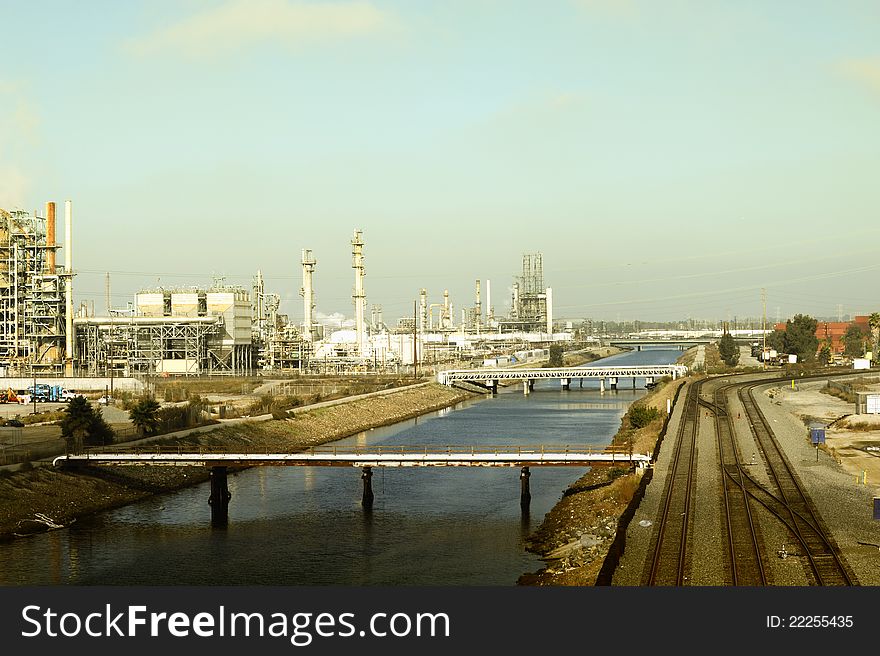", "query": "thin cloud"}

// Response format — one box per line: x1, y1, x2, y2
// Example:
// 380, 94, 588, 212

124, 0, 399, 58
838, 57, 880, 92
573, 0, 639, 19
